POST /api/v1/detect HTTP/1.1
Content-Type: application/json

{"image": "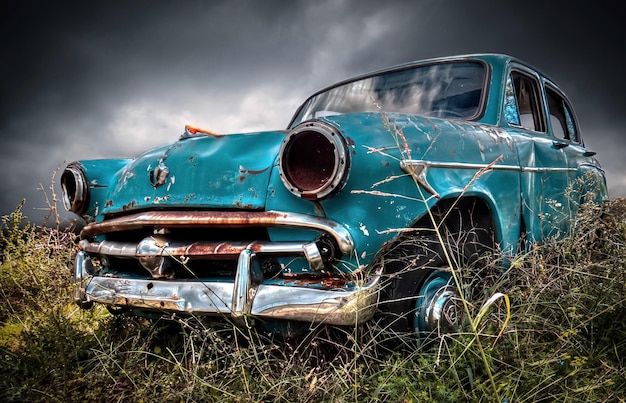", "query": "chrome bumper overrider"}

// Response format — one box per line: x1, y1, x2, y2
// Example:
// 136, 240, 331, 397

73, 250, 380, 326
